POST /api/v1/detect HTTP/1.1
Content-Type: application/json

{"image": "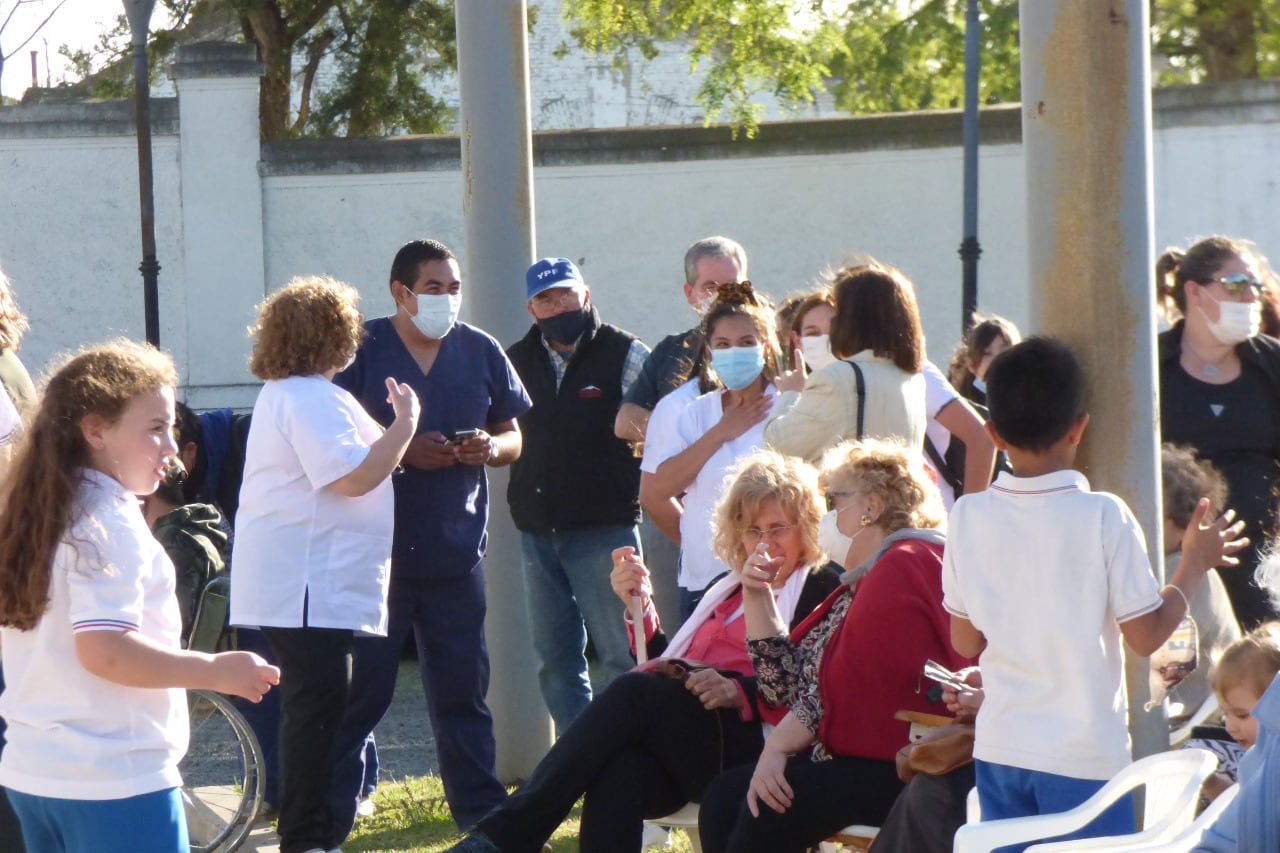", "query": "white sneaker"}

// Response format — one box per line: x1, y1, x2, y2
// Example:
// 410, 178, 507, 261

356, 796, 376, 818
